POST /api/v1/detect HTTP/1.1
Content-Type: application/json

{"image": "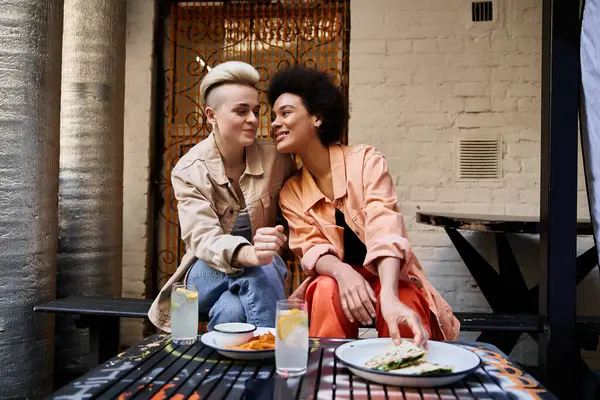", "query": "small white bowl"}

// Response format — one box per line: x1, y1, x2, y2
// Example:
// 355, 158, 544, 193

212, 323, 257, 348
